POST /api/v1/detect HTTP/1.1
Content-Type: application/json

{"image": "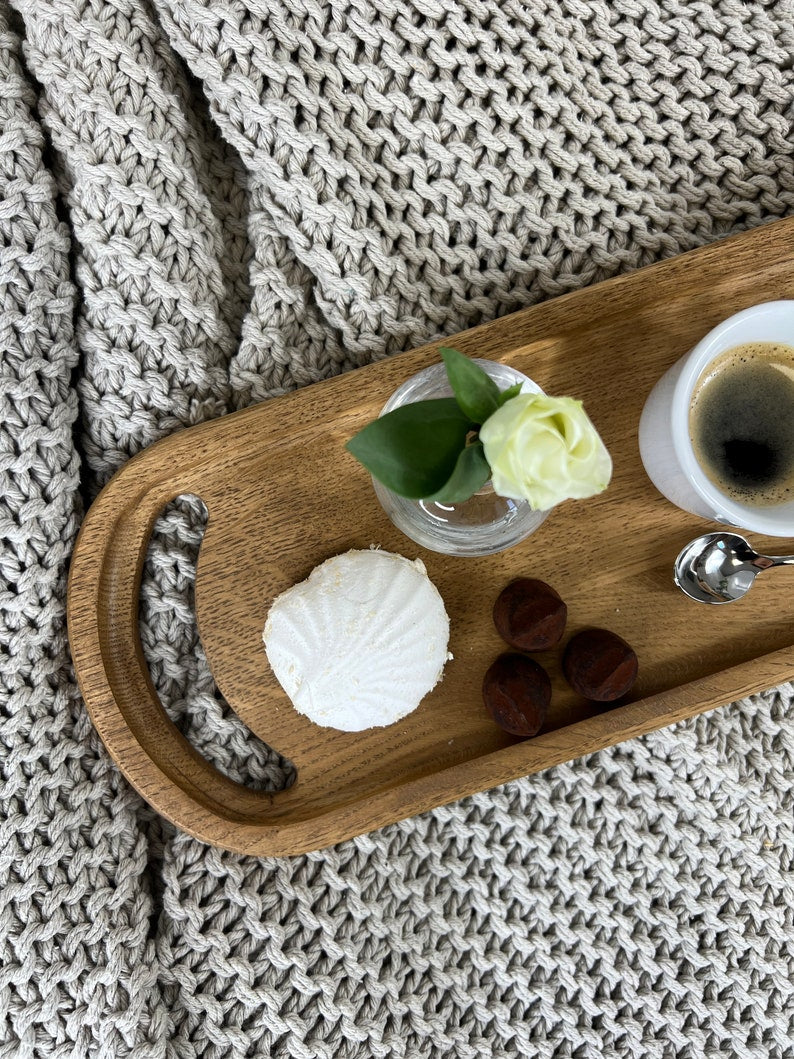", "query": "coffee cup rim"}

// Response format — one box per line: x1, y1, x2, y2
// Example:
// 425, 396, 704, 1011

671, 299, 794, 535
